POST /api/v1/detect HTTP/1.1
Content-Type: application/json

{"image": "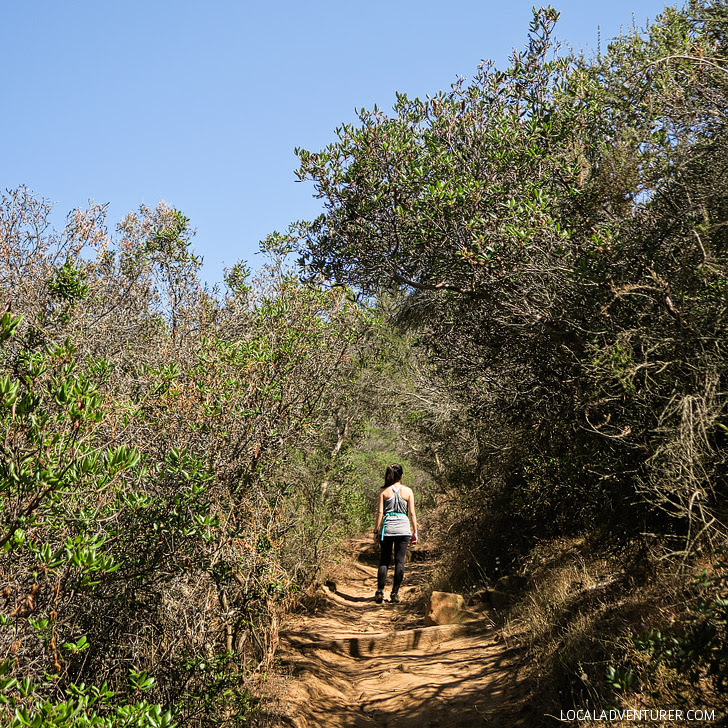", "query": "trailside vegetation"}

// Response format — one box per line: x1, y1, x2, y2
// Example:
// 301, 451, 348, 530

2, 1, 727, 724
0, 192, 379, 727
289, 0, 728, 720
